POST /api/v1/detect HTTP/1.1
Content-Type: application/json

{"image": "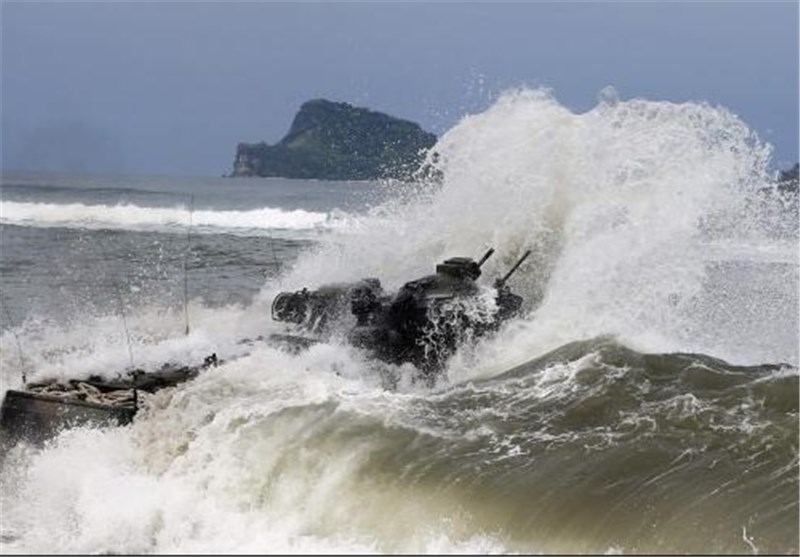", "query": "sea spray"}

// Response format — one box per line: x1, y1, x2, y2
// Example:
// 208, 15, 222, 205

268, 87, 796, 368
0, 88, 797, 554
5, 338, 794, 553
